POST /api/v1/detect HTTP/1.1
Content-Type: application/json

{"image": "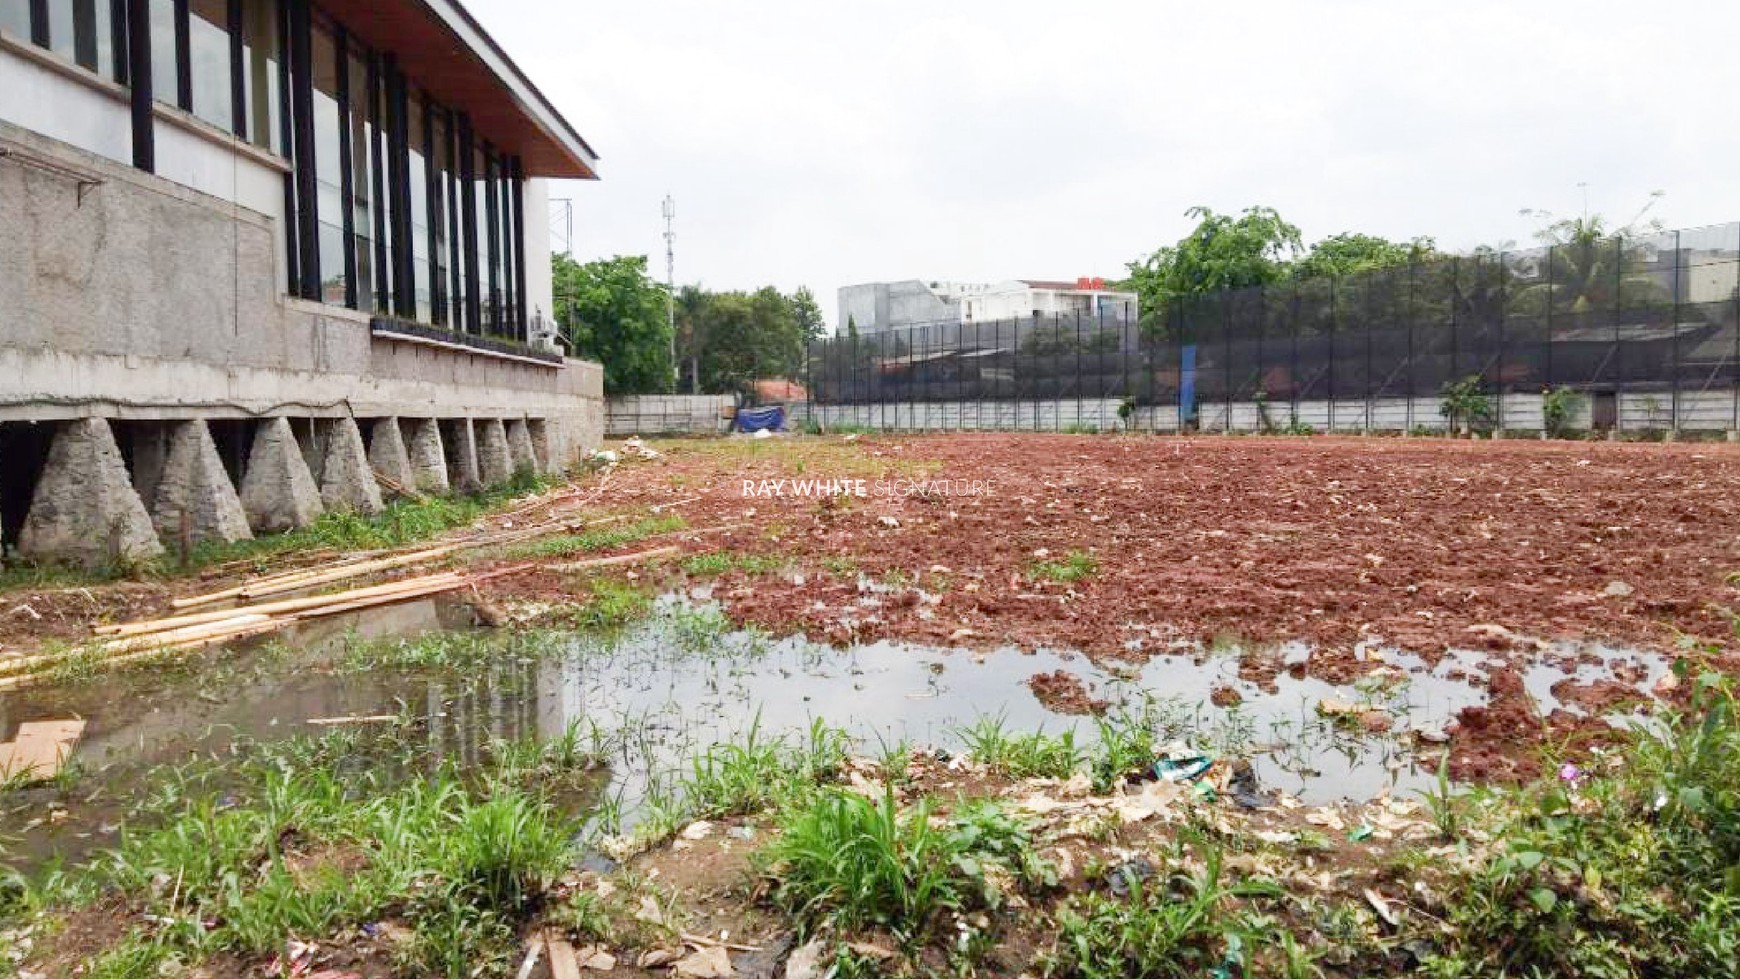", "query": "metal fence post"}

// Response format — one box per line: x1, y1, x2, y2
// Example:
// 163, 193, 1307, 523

1672, 230, 1682, 434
